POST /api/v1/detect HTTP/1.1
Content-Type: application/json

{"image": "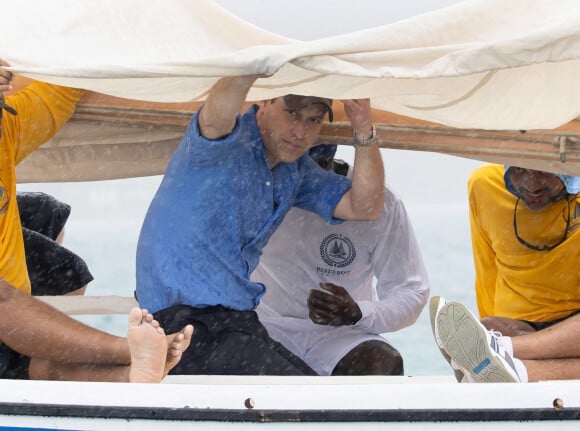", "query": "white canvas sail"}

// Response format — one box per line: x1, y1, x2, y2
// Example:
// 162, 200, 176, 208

3, 0, 579, 180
